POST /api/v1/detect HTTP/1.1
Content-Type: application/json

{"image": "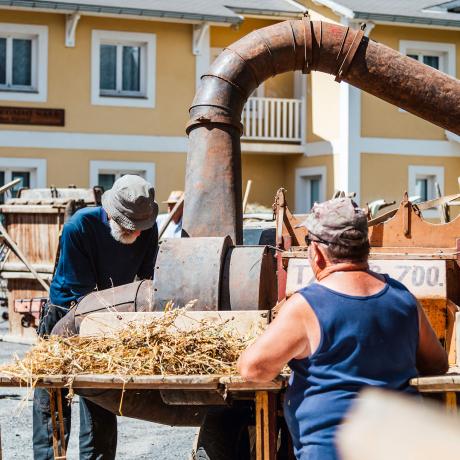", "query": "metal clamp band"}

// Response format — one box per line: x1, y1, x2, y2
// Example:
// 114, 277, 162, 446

302, 15, 313, 74
335, 27, 365, 82
186, 113, 243, 135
